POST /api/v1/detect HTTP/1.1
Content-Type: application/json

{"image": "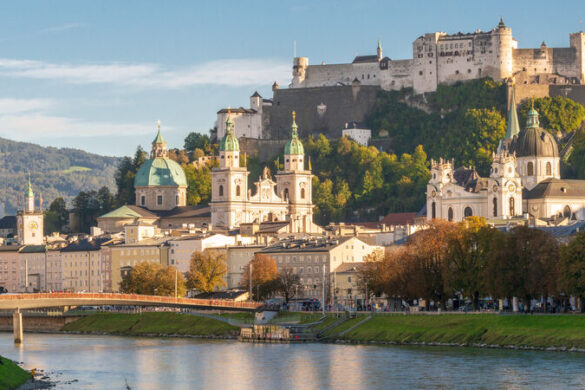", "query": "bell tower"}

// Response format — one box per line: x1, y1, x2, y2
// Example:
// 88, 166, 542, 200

488, 151, 523, 218
17, 176, 44, 245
